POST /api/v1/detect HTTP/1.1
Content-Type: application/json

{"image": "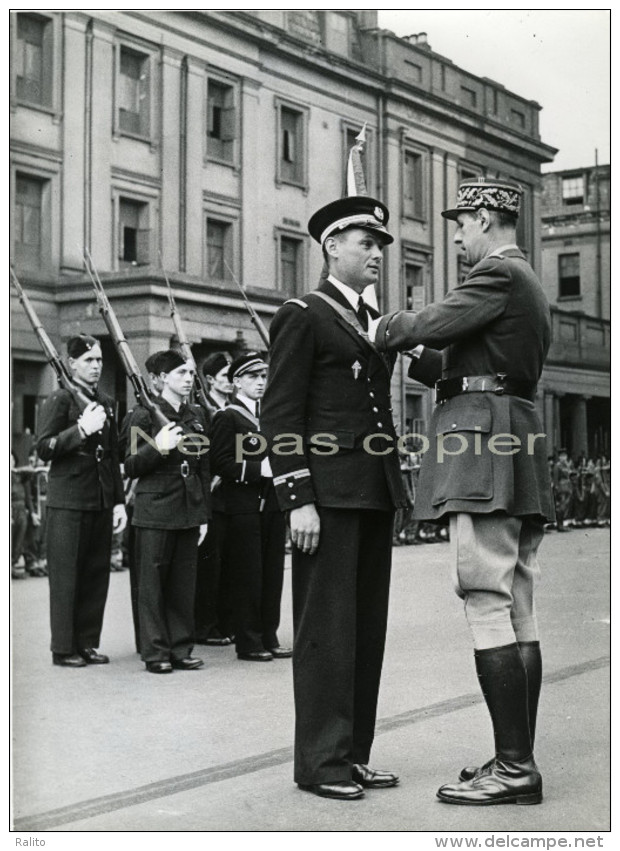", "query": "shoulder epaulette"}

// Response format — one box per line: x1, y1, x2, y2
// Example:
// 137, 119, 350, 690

284, 298, 309, 309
